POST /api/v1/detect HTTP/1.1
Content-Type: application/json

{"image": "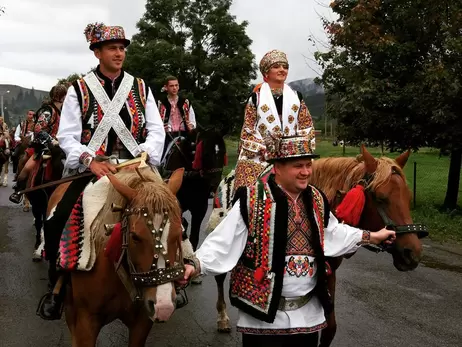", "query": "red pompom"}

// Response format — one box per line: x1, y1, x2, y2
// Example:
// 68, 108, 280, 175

192, 141, 203, 170
104, 223, 123, 263
335, 185, 366, 226
254, 267, 266, 283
